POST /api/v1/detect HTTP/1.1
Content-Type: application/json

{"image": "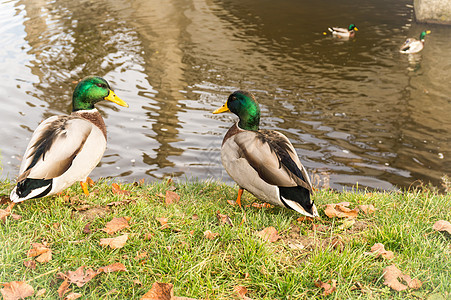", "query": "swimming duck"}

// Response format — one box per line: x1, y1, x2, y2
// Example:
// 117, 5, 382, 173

328, 24, 358, 39
10, 76, 128, 202
400, 30, 431, 54
213, 91, 318, 218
